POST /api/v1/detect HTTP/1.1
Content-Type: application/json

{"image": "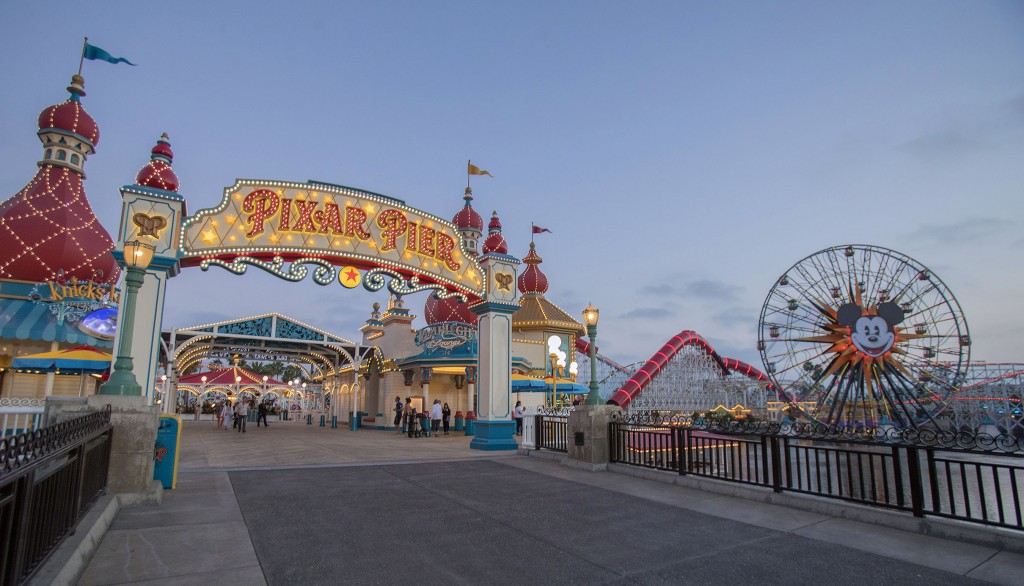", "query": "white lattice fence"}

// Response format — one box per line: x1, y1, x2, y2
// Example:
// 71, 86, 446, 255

0, 398, 45, 439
